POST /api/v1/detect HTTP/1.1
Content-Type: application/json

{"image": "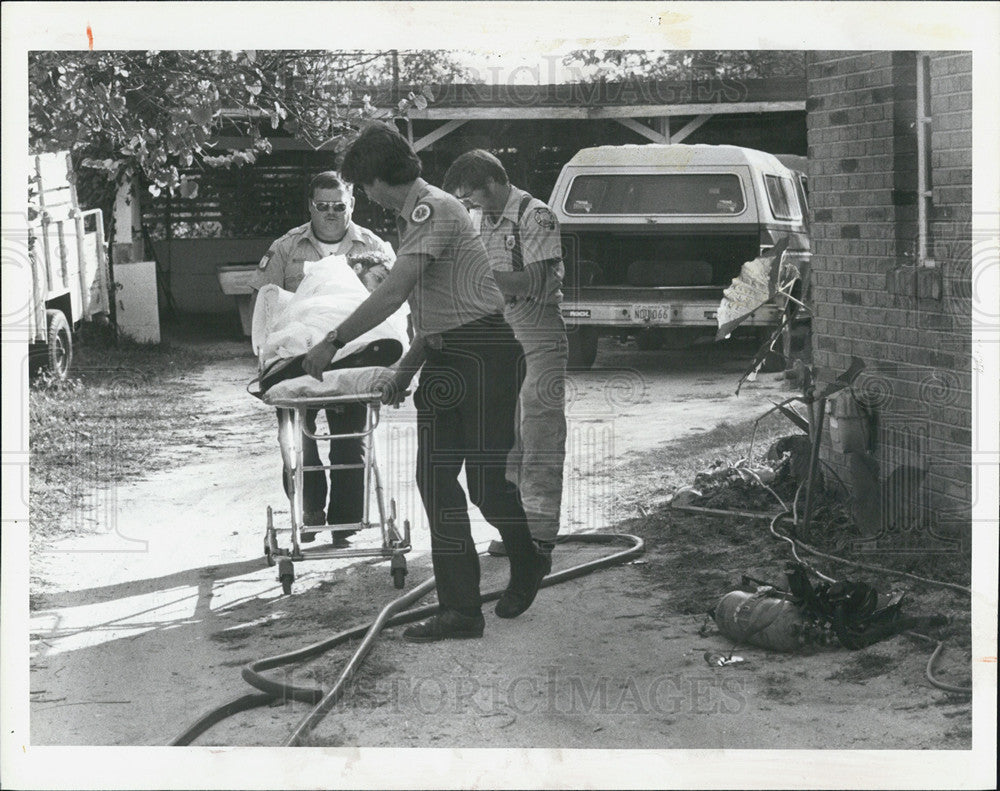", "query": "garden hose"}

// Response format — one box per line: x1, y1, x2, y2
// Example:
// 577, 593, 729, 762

169, 532, 644, 746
